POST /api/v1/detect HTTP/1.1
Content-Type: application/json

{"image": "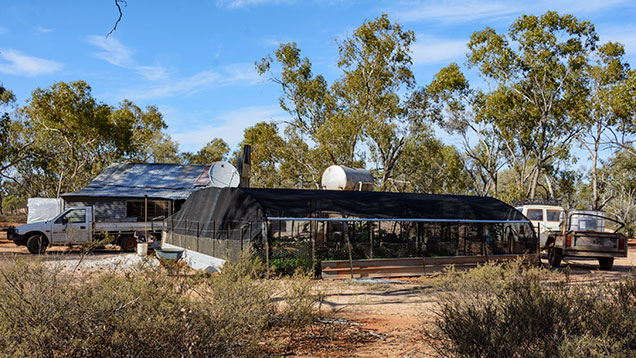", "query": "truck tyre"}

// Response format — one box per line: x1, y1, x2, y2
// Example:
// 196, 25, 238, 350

598, 257, 614, 270
547, 244, 562, 268
26, 234, 48, 255
120, 236, 137, 252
